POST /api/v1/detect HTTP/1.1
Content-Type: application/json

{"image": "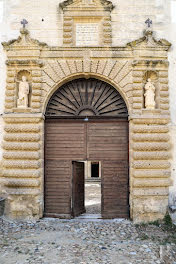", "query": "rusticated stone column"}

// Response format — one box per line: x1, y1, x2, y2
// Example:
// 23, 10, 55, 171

1, 114, 44, 219
131, 114, 172, 222
31, 70, 43, 112
5, 70, 16, 112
